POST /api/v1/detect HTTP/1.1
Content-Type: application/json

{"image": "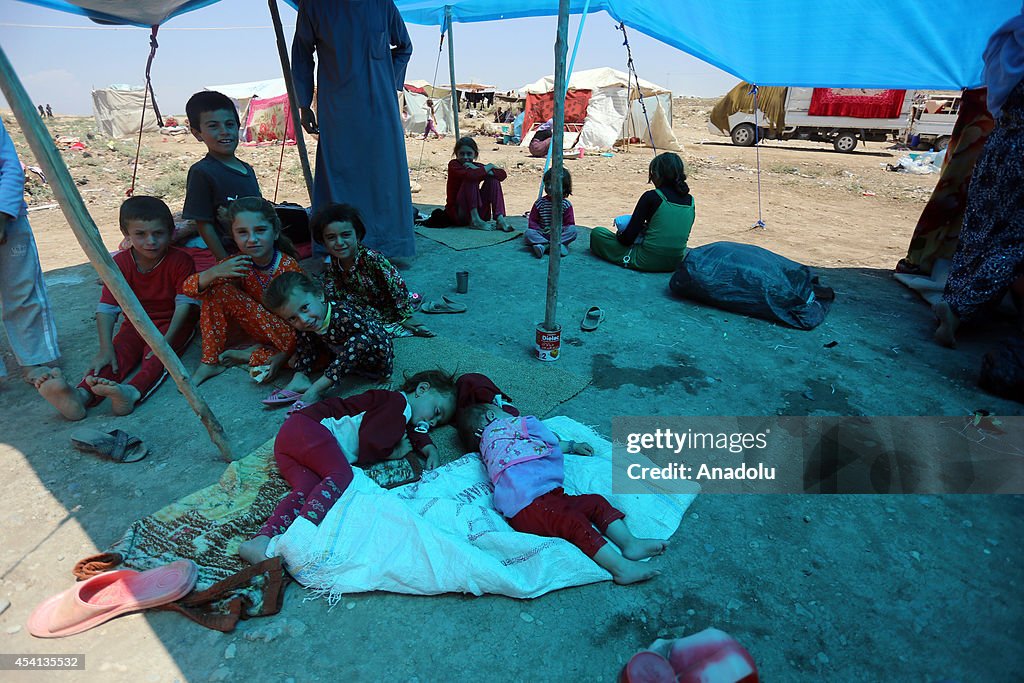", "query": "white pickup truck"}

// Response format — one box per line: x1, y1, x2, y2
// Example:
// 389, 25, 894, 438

708, 86, 957, 153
